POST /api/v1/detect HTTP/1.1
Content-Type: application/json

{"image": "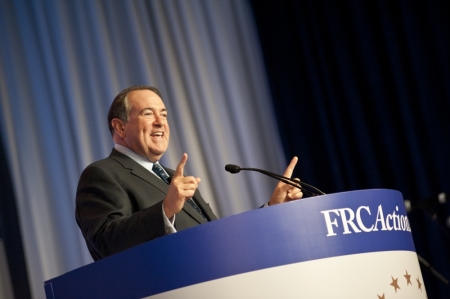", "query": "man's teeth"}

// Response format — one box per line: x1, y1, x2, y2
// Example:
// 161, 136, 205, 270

152, 132, 163, 137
